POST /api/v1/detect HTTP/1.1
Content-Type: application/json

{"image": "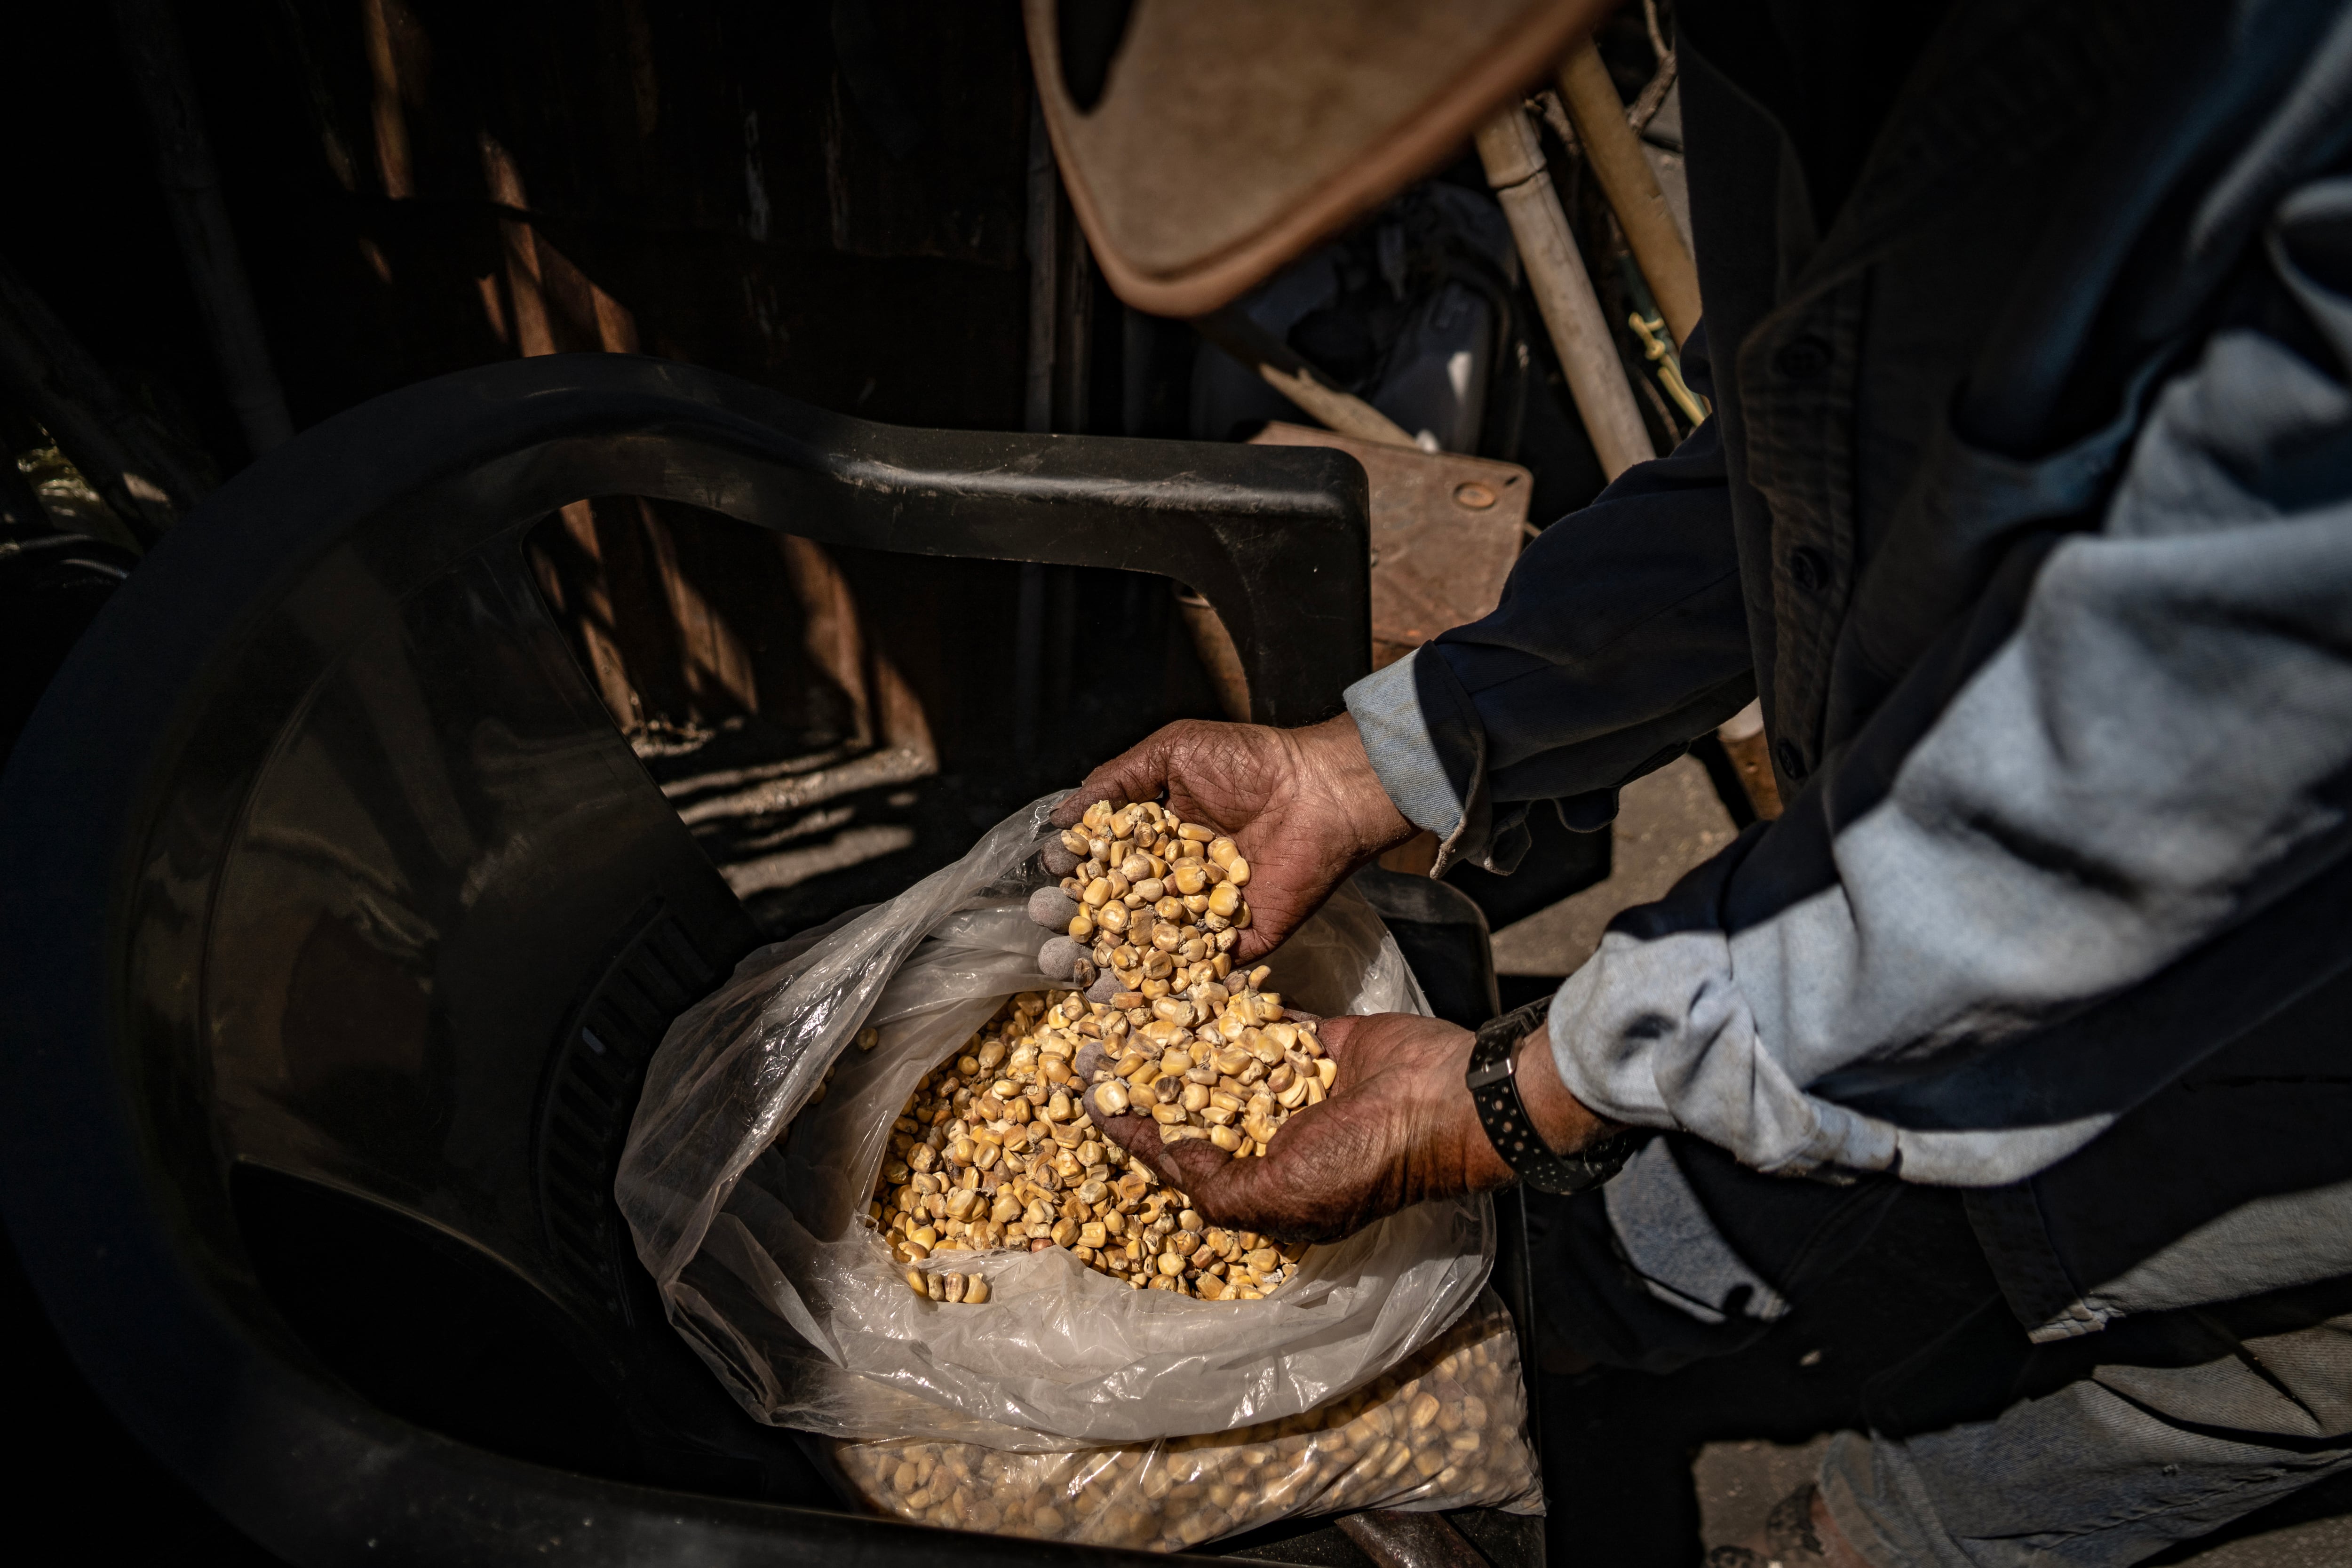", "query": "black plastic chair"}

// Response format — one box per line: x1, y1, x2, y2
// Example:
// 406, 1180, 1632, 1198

0, 353, 1544, 1565
1353, 868, 1503, 1033
0, 526, 138, 775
